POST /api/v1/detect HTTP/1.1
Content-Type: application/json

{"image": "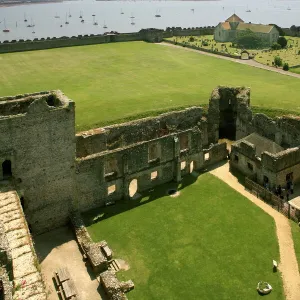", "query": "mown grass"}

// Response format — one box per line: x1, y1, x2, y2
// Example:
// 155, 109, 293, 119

0, 41, 300, 131
290, 220, 300, 274
84, 173, 284, 300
